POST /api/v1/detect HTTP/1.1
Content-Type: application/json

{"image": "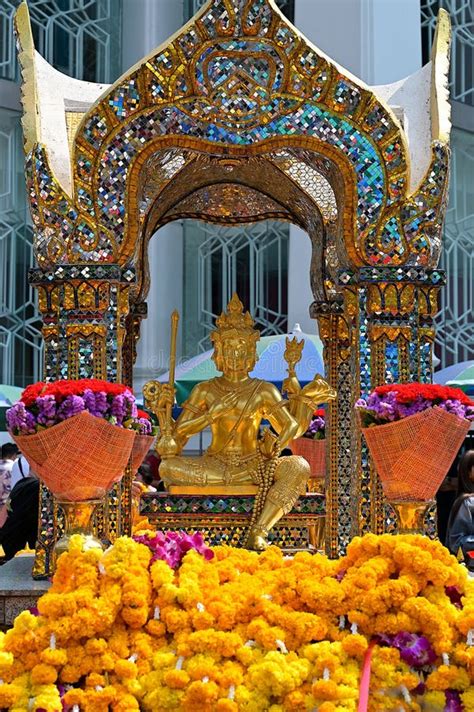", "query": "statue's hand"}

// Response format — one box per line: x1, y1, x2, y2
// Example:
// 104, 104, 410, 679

157, 383, 176, 410
144, 381, 176, 412
207, 392, 239, 422
259, 428, 281, 459
282, 375, 300, 396
156, 433, 180, 458
301, 375, 336, 404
